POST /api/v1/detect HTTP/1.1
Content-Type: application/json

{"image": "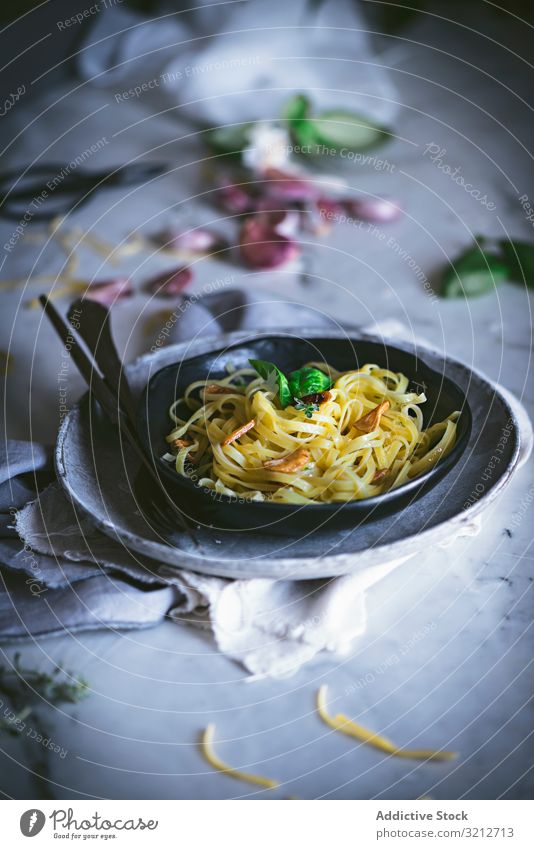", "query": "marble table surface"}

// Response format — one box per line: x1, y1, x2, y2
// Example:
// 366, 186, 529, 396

0, 6, 532, 799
